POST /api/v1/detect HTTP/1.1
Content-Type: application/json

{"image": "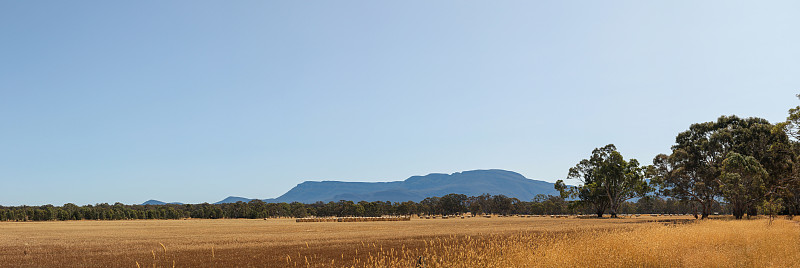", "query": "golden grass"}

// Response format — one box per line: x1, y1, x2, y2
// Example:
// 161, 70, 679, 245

296, 216, 411, 222
360, 218, 800, 268
1, 216, 795, 267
